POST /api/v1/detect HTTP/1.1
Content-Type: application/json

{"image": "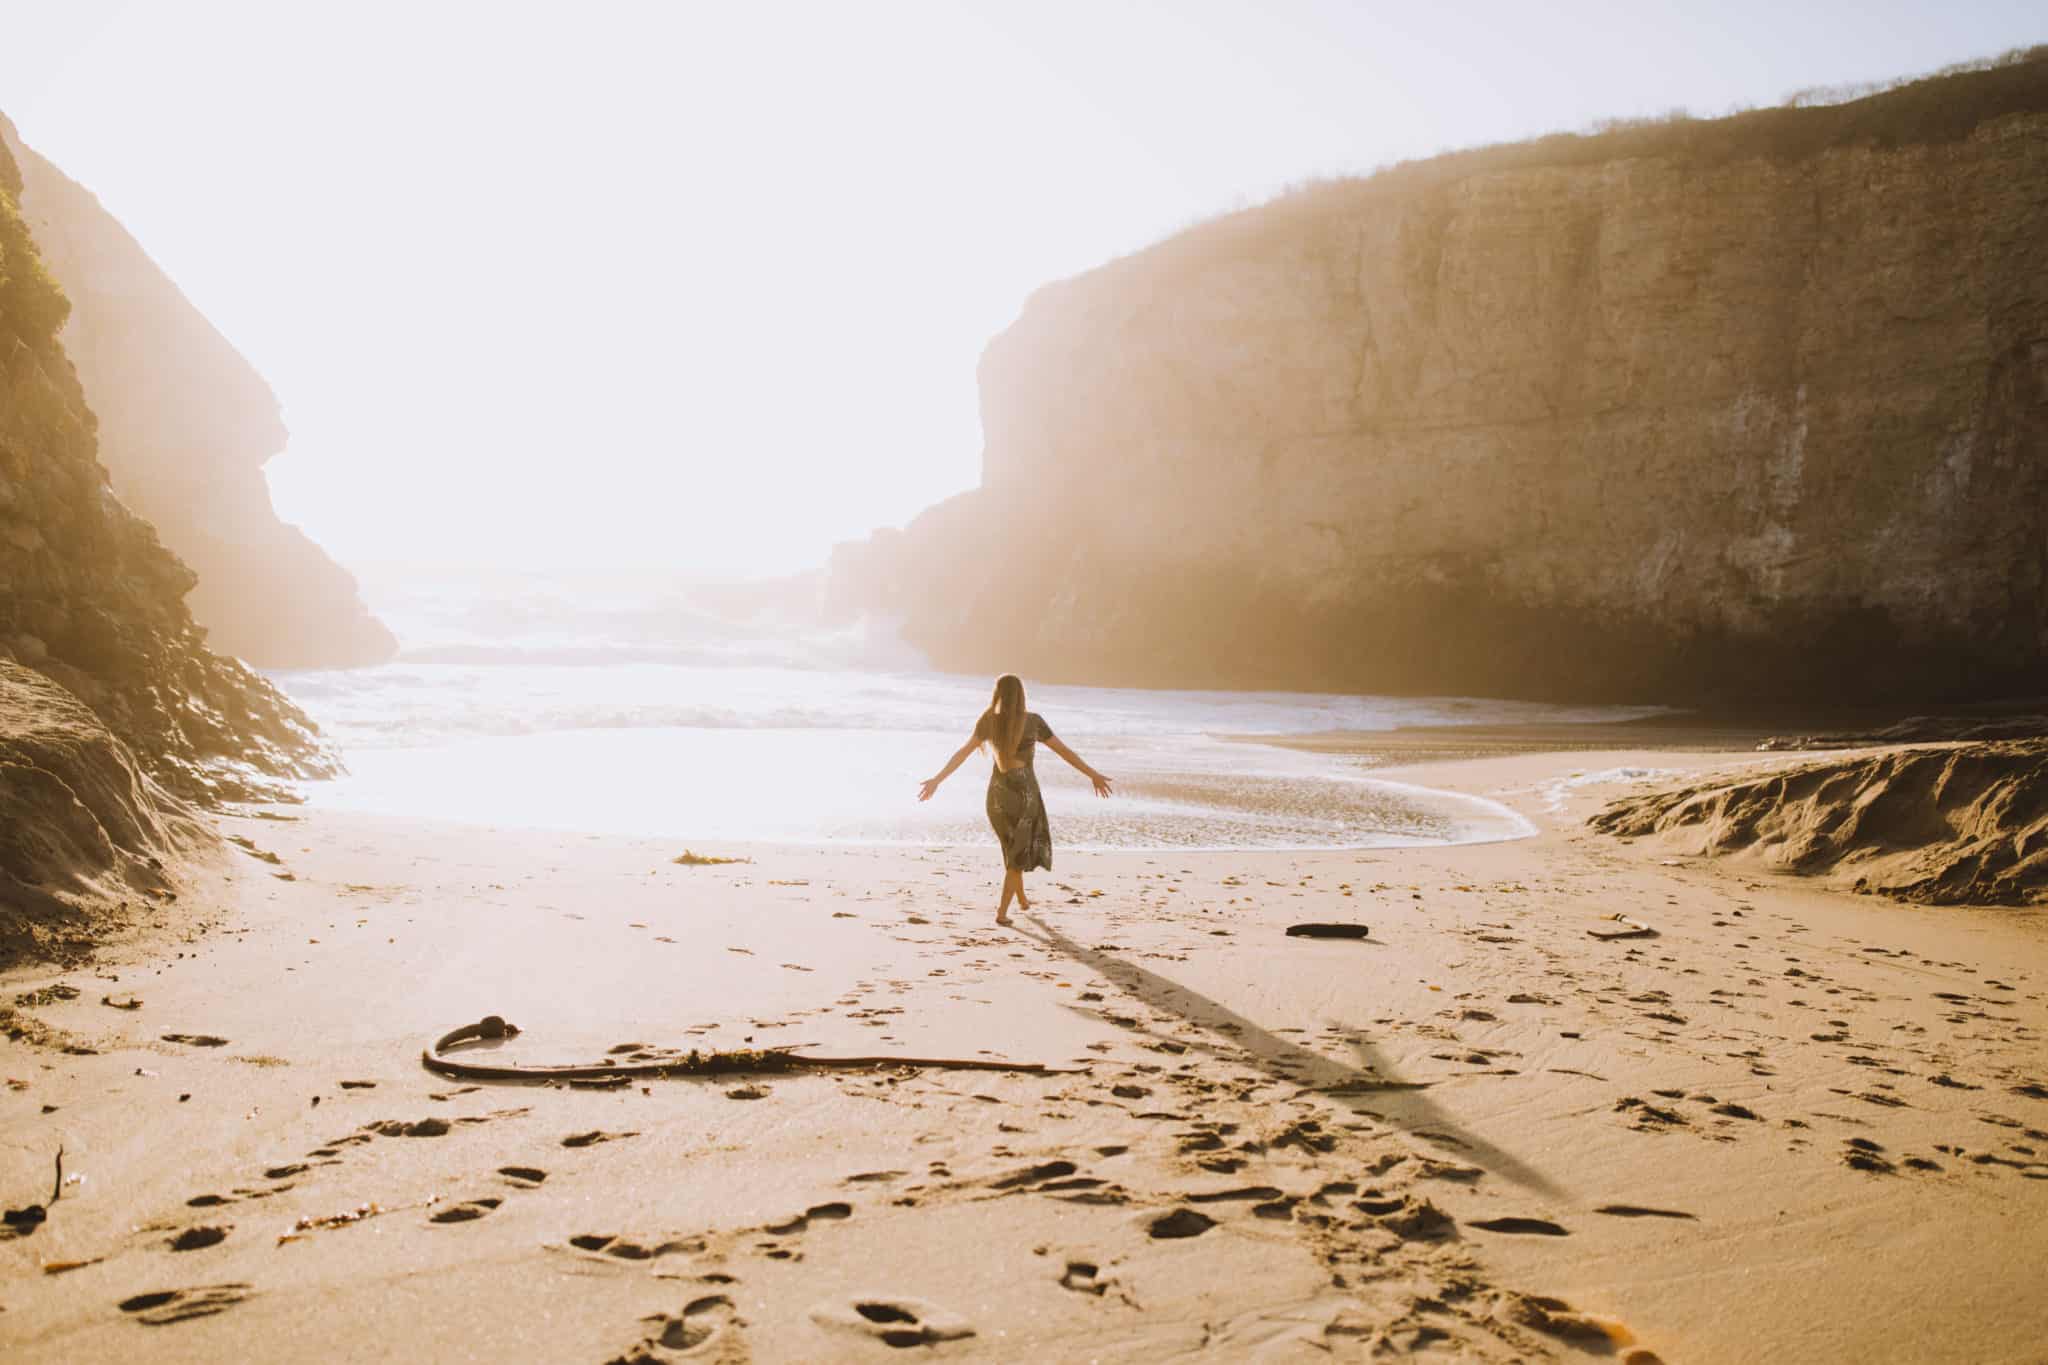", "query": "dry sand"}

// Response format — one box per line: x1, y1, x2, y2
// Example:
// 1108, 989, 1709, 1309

3, 742, 2046, 1362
